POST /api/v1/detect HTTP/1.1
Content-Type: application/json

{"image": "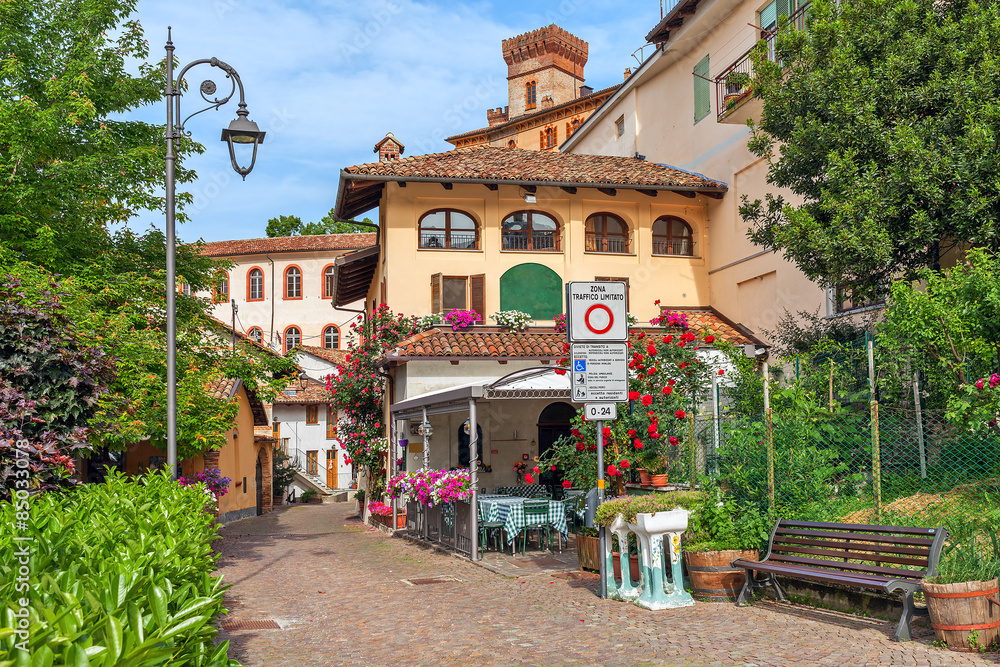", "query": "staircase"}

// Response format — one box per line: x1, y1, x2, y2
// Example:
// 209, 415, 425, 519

291, 462, 348, 504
